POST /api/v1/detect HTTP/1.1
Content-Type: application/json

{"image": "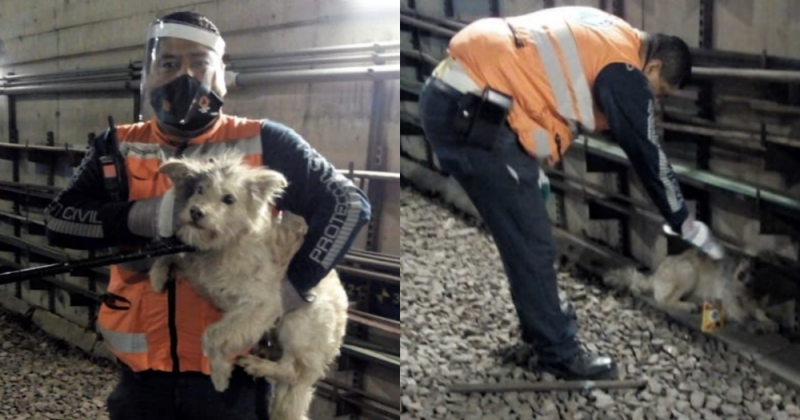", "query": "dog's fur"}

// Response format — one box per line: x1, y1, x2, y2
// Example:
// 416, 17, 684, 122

149, 151, 349, 420
604, 249, 778, 334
